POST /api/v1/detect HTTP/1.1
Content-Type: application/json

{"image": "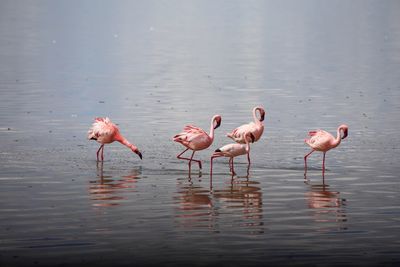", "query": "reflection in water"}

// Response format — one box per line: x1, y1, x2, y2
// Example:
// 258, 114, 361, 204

174, 175, 215, 229
305, 181, 347, 232
88, 162, 141, 207
213, 177, 264, 234
174, 175, 264, 234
